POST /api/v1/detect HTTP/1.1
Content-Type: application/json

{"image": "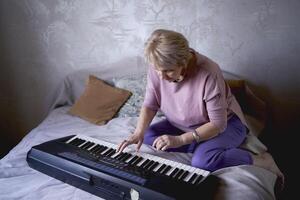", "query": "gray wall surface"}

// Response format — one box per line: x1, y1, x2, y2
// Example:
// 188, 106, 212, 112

0, 1, 299, 193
